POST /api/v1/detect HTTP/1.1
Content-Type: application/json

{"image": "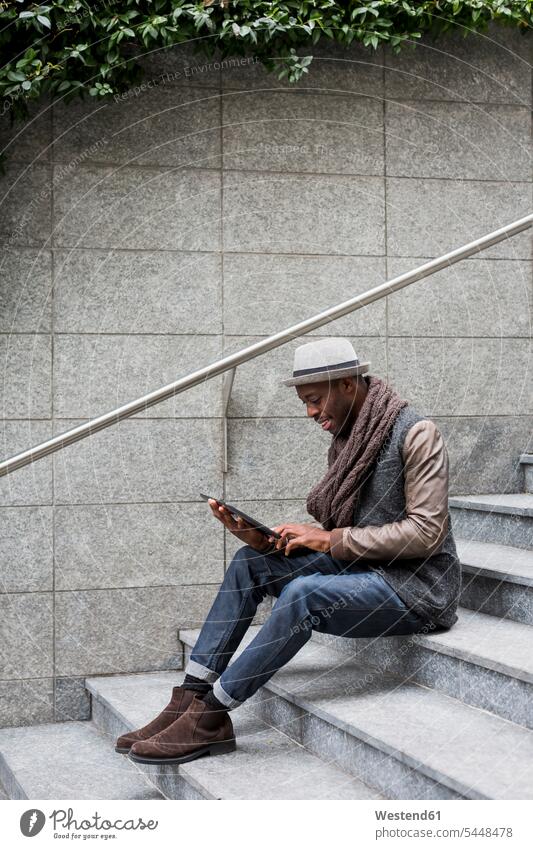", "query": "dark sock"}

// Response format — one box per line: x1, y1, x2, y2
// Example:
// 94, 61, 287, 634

201, 689, 228, 712
182, 673, 212, 695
